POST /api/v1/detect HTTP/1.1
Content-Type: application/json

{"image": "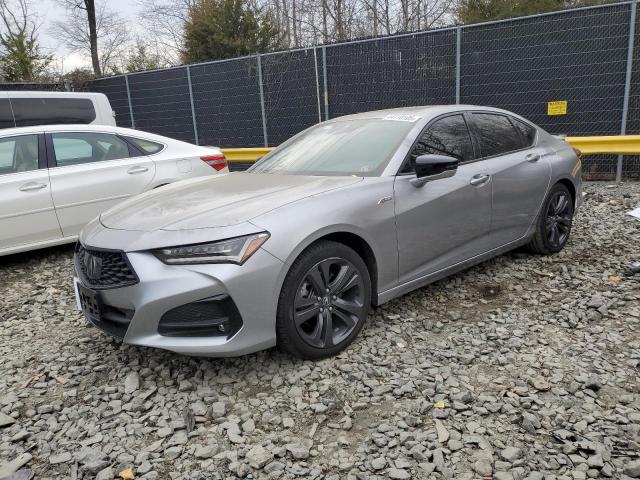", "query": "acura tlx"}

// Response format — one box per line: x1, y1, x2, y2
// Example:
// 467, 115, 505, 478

74, 105, 582, 359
